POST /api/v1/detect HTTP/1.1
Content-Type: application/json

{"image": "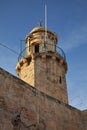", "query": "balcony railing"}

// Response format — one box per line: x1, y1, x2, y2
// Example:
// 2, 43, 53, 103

18, 43, 66, 61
